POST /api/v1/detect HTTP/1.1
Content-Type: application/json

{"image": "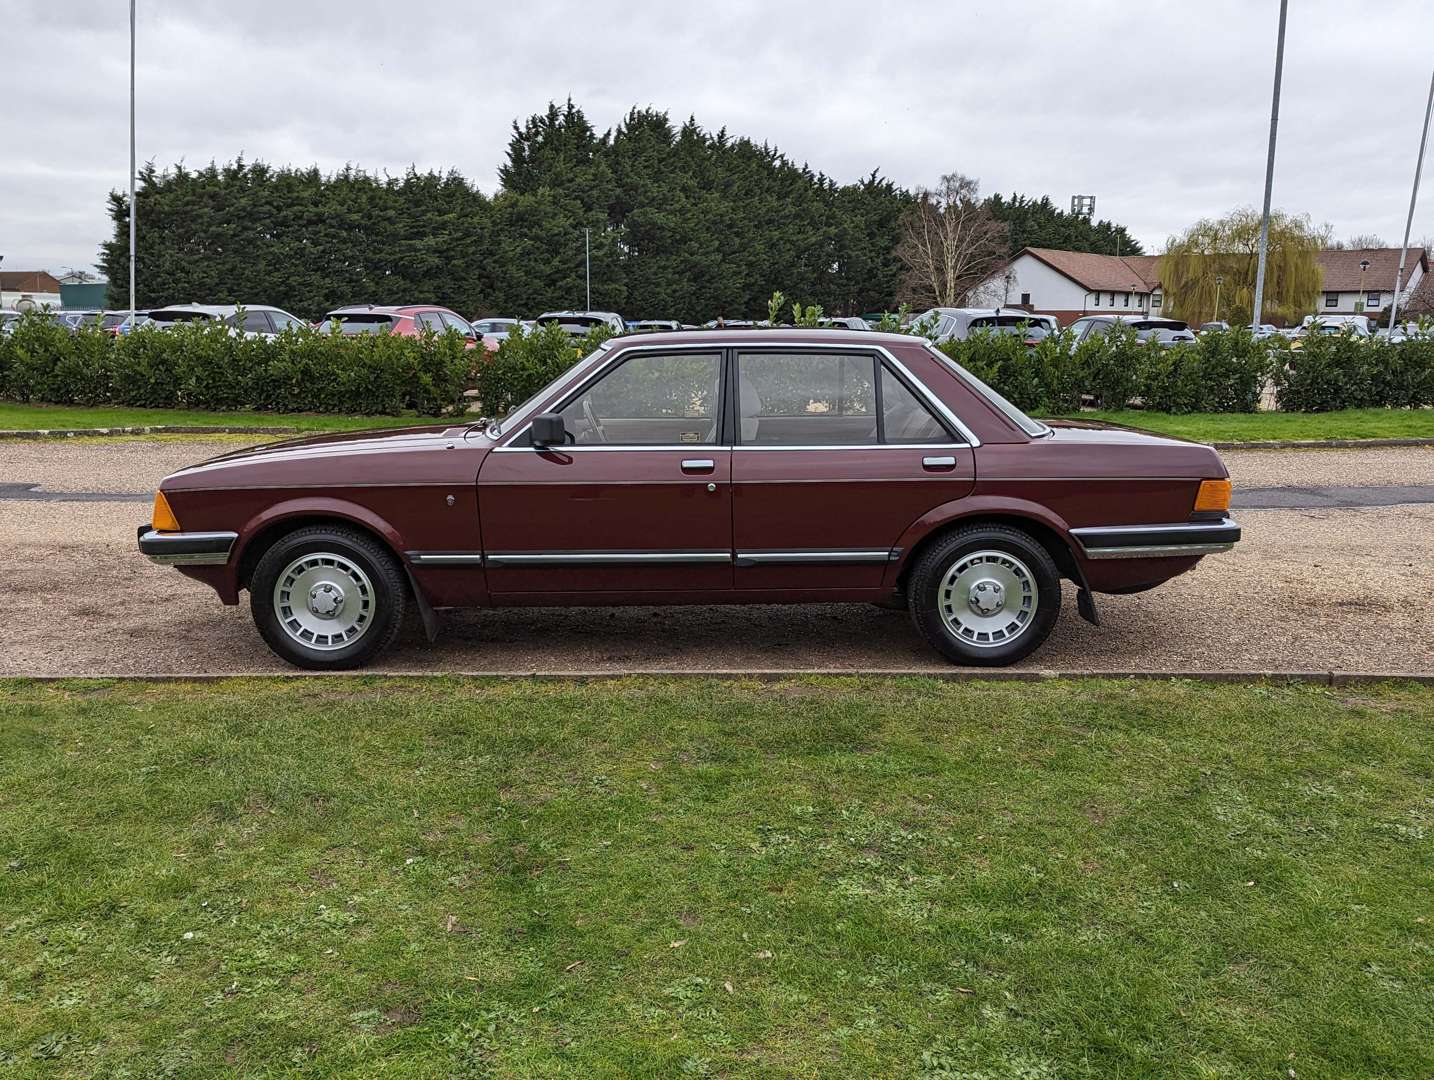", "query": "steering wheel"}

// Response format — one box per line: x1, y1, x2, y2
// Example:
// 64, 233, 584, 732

582, 396, 608, 444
